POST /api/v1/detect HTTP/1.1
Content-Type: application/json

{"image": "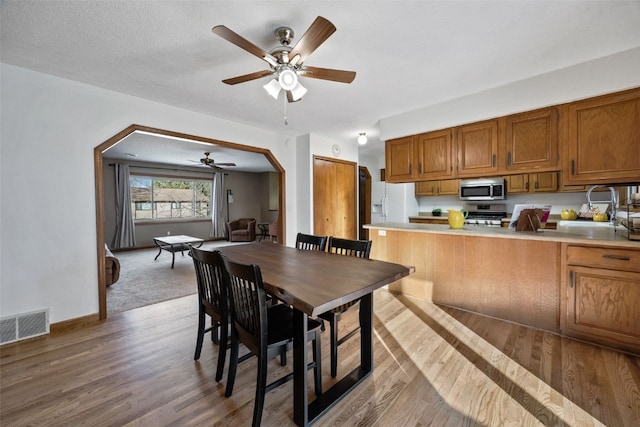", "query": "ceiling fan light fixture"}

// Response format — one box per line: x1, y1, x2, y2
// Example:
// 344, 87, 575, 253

357, 132, 368, 145
278, 69, 298, 91
289, 81, 307, 101
263, 79, 281, 99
